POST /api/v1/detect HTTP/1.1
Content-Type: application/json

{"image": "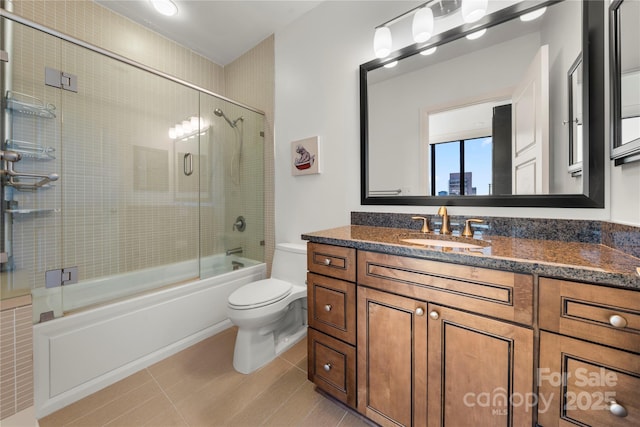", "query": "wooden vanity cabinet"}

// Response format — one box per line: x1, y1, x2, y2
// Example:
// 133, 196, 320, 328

356, 250, 534, 427
538, 278, 640, 427
307, 243, 357, 408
